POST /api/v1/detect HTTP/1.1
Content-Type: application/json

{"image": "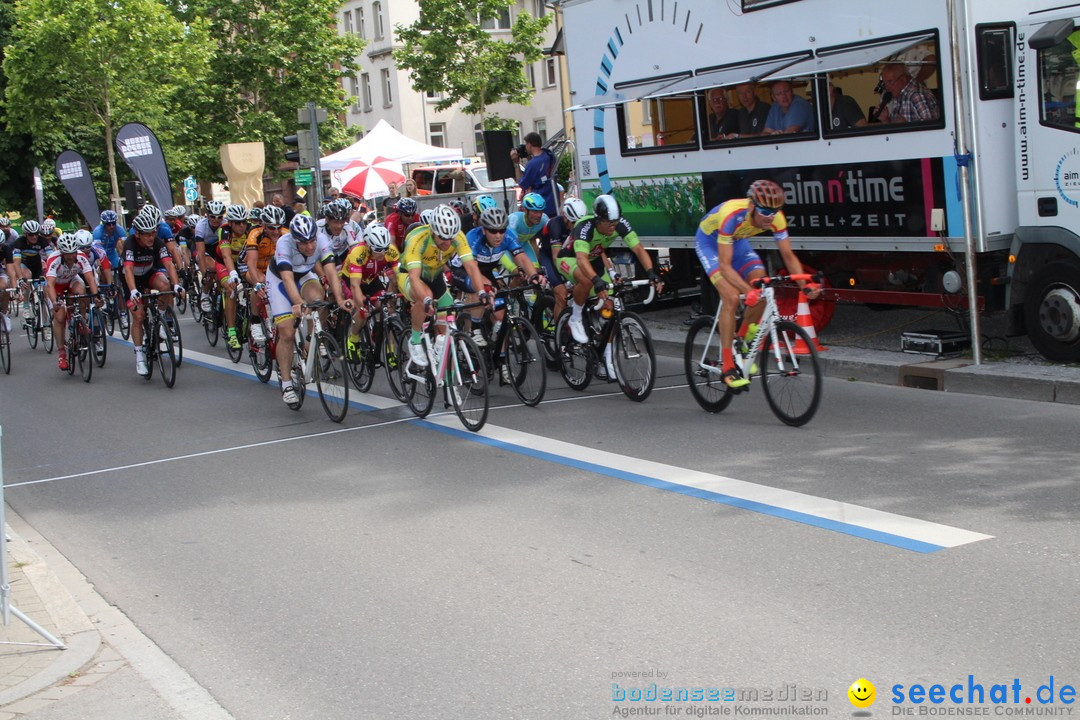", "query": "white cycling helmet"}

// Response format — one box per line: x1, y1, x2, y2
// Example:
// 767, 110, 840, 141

363, 223, 393, 252
138, 204, 163, 225
261, 205, 286, 228
430, 204, 461, 240
593, 194, 621, 222
21, 220, 40, 235
419, 209, 434, 225
289, 214, 317, 242
225, 204, 248, 222
57, 233, 80, 254
205, 200, 226, 216
132, 212, 159, 233
40, 218, 56, 234
562, 197, 588, 223
74, 229, 94, 248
